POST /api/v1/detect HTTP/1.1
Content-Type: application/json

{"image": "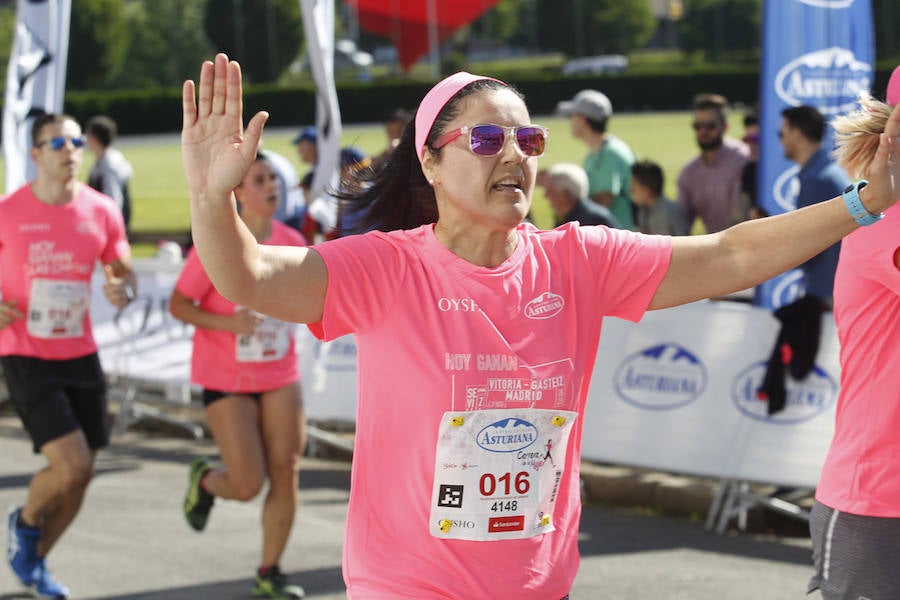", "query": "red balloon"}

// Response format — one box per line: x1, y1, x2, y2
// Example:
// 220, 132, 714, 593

348, 0, 502, 70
